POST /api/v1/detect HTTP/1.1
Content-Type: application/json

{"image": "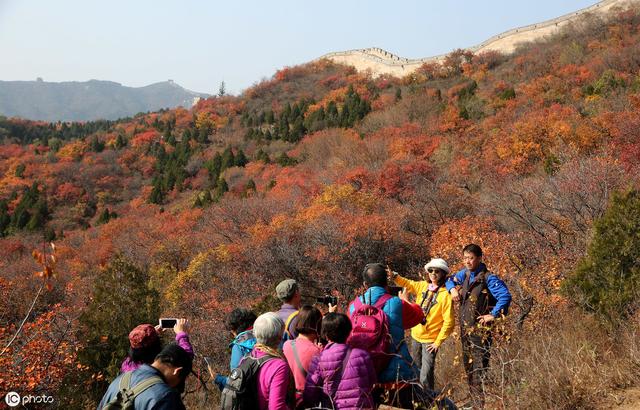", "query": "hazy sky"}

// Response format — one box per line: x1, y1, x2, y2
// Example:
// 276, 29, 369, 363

0, 0, 597, 95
